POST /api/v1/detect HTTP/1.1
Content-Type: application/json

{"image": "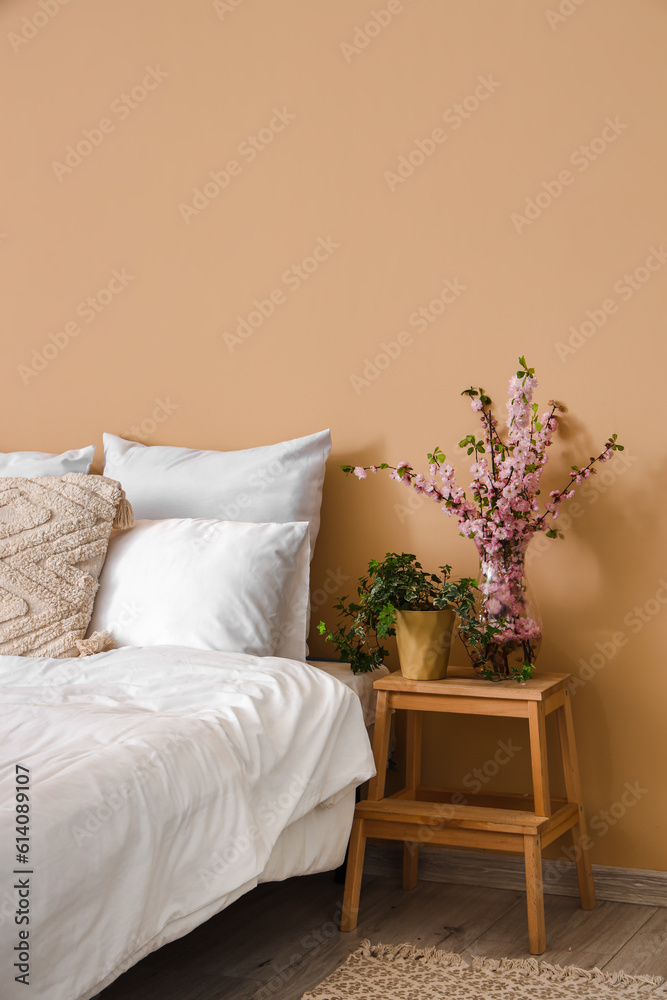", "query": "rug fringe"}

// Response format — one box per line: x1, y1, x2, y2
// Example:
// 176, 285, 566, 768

356, 941, 667, 992
356, 940, 468, 970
